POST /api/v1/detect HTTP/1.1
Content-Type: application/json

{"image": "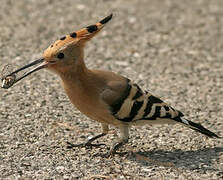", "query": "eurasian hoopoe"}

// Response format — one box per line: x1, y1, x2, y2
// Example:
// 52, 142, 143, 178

1, 14, 221, 155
